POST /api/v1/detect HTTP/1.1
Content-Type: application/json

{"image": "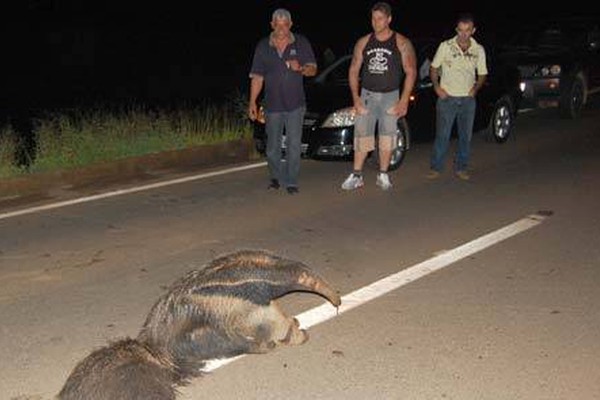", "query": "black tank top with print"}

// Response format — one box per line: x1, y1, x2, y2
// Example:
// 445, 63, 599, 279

361, 32, 404, 93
